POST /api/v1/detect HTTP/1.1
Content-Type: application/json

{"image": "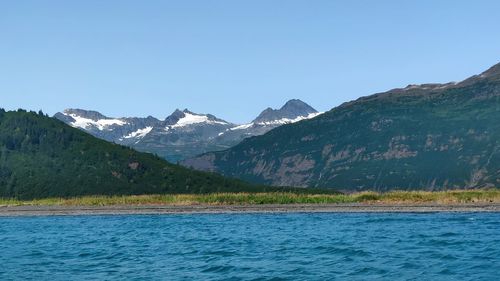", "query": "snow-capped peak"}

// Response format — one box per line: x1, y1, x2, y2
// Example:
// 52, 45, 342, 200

254, 111, 323, 126
173, 112, 216, 127
62, 111, 127, 131
164, 110, 230, 131
219, 111, 323, 136
252, 99, 318, 124
55, 100, 321, 162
